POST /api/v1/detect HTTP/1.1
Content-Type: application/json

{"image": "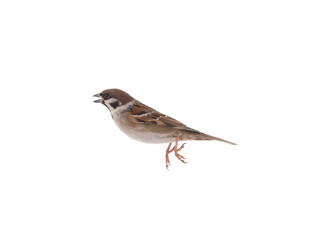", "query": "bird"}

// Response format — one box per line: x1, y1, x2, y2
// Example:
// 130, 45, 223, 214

93, 89, 236, 168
